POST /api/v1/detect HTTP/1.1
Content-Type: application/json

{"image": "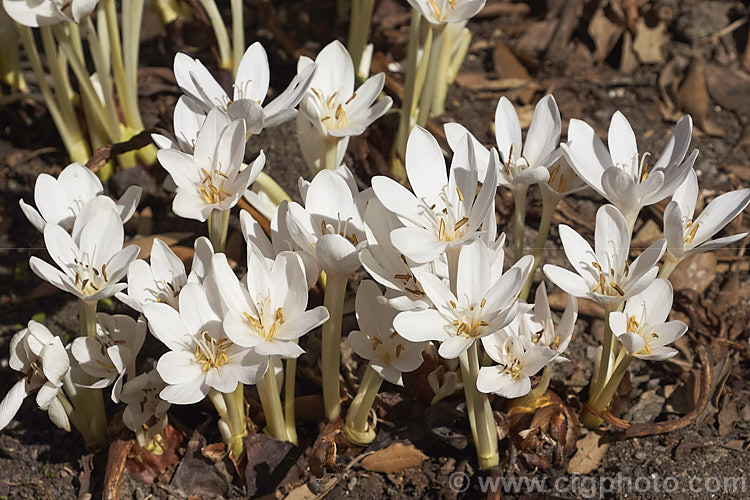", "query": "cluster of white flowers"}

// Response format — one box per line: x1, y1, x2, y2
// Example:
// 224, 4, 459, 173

1, 12, 748, 472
